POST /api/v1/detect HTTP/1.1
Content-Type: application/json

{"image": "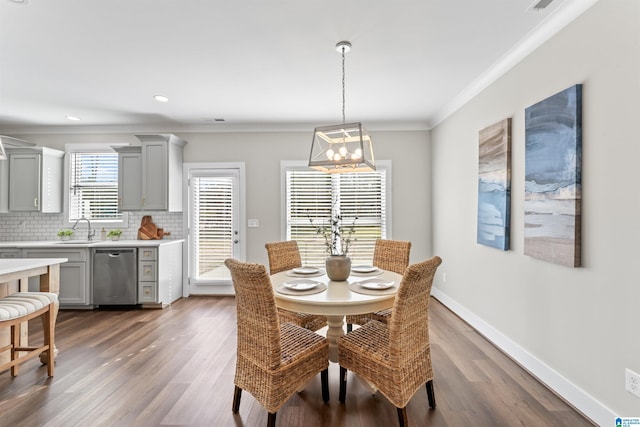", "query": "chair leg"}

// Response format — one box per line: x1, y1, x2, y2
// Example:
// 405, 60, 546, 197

347, 323, 353, 332
321, 368, 329, 403
232, 386, 242, 413
426, 379, 436, 409
397, 407, 408, 427
267, 412, 277, 427
339, 366, 347, 403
